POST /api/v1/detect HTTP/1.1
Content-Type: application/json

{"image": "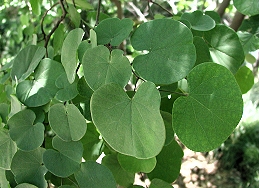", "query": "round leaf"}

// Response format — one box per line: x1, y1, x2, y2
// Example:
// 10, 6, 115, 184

203, 25, 245, 73
181, 10, 216, 31
43, 136, 83, 177
16, 58, 64, 107
131, 19, 196, 84
11, 148, 47, 188
233, 0, 259, 16
149, 179, 172, 188
11, 45, 45, 82
117, 153, 156, 173
94, 18, 133, 46
61, 28, 84, 83
8, 109, 44, 151
83, 46, 132, 90
91, 82, 165, 159
0, 128, 17, 169
235, 66, 254, 94
173, 62, 243, 151
75, 161, 117, 188
49, 103, 87, 141
147, 140, 183, 183
15, 183, 38, 188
